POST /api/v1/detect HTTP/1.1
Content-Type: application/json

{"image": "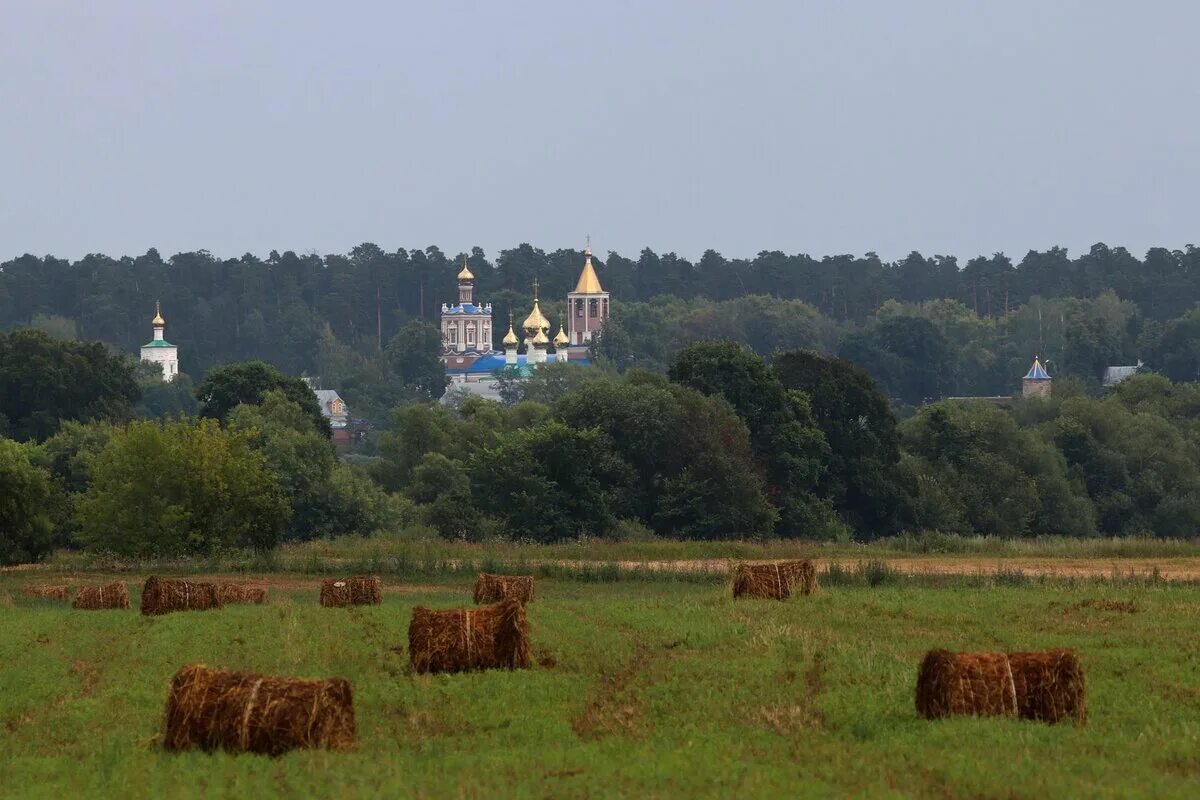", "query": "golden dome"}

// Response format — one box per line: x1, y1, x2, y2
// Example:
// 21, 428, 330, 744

554, 325, 569, 346
531, 328, 550, 346
152, 301, 165, 326
457, 258, 474, 281
522, 300, 550, 333
502, 314, 519, 347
